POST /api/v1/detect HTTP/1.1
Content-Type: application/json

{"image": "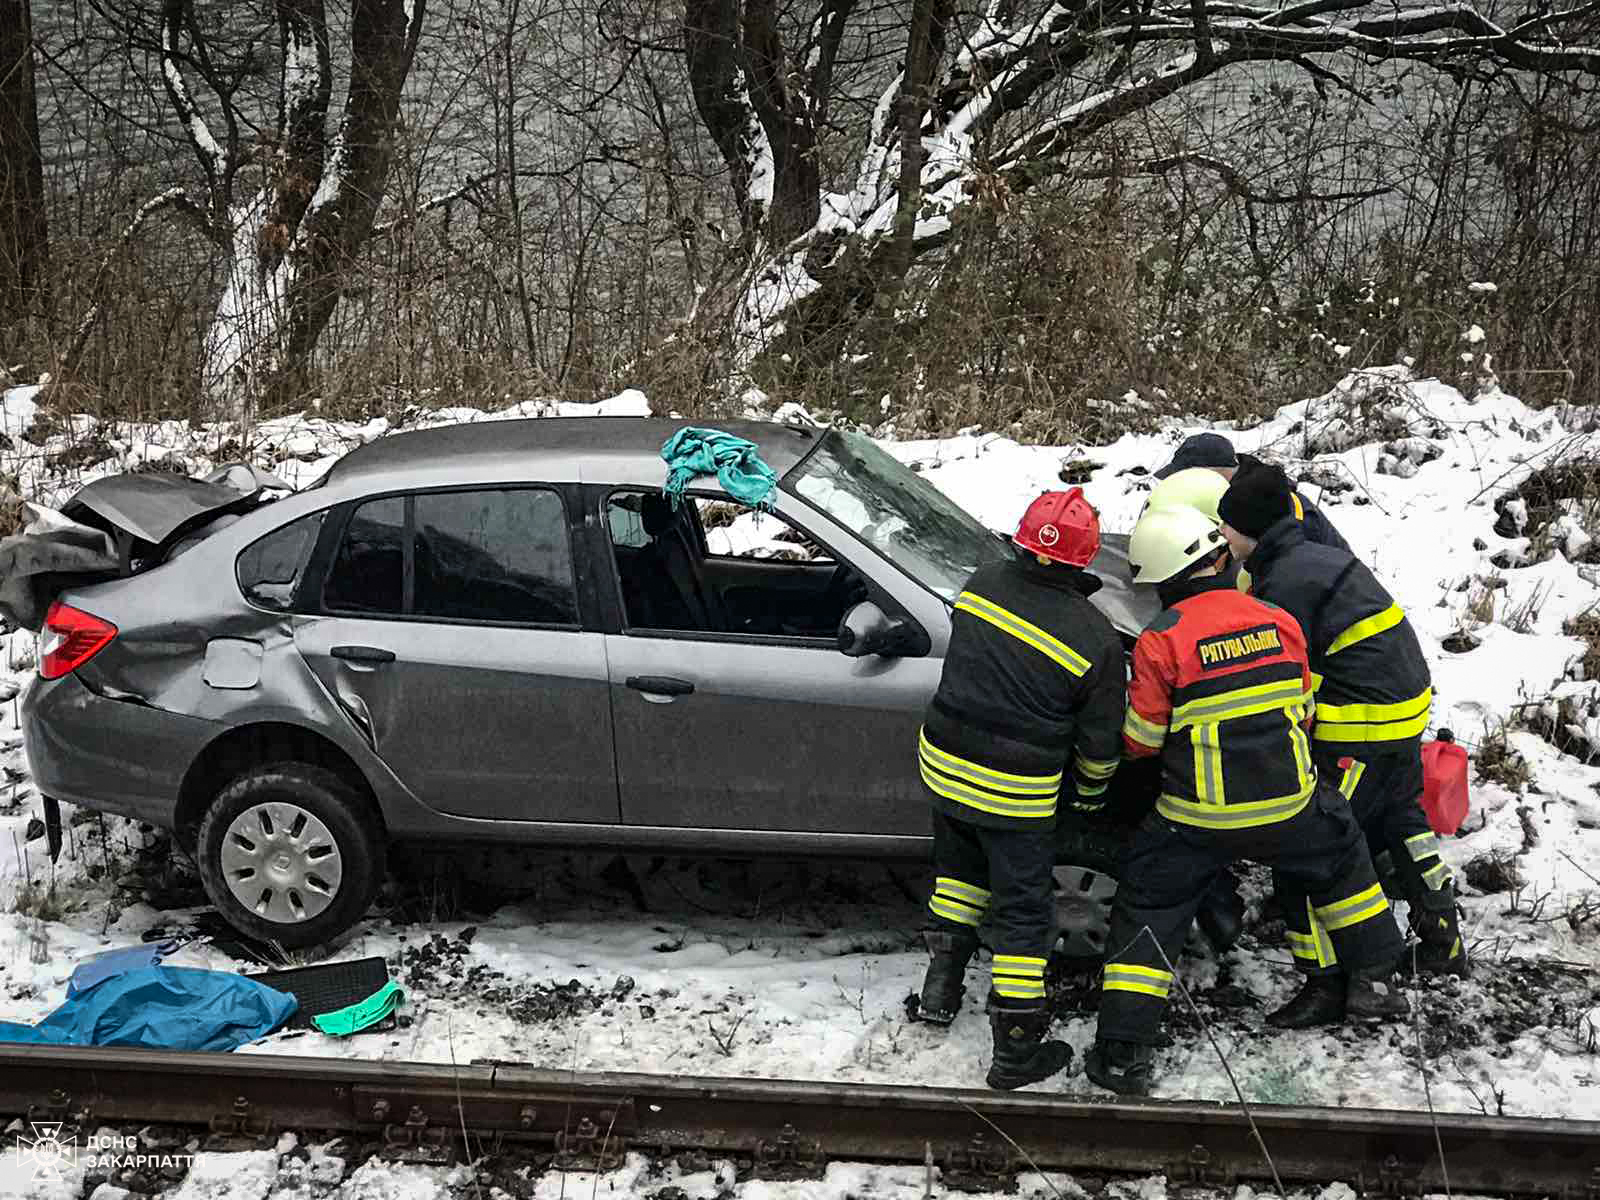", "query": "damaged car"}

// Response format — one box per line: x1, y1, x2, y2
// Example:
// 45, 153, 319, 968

18, 418, 1163, 949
